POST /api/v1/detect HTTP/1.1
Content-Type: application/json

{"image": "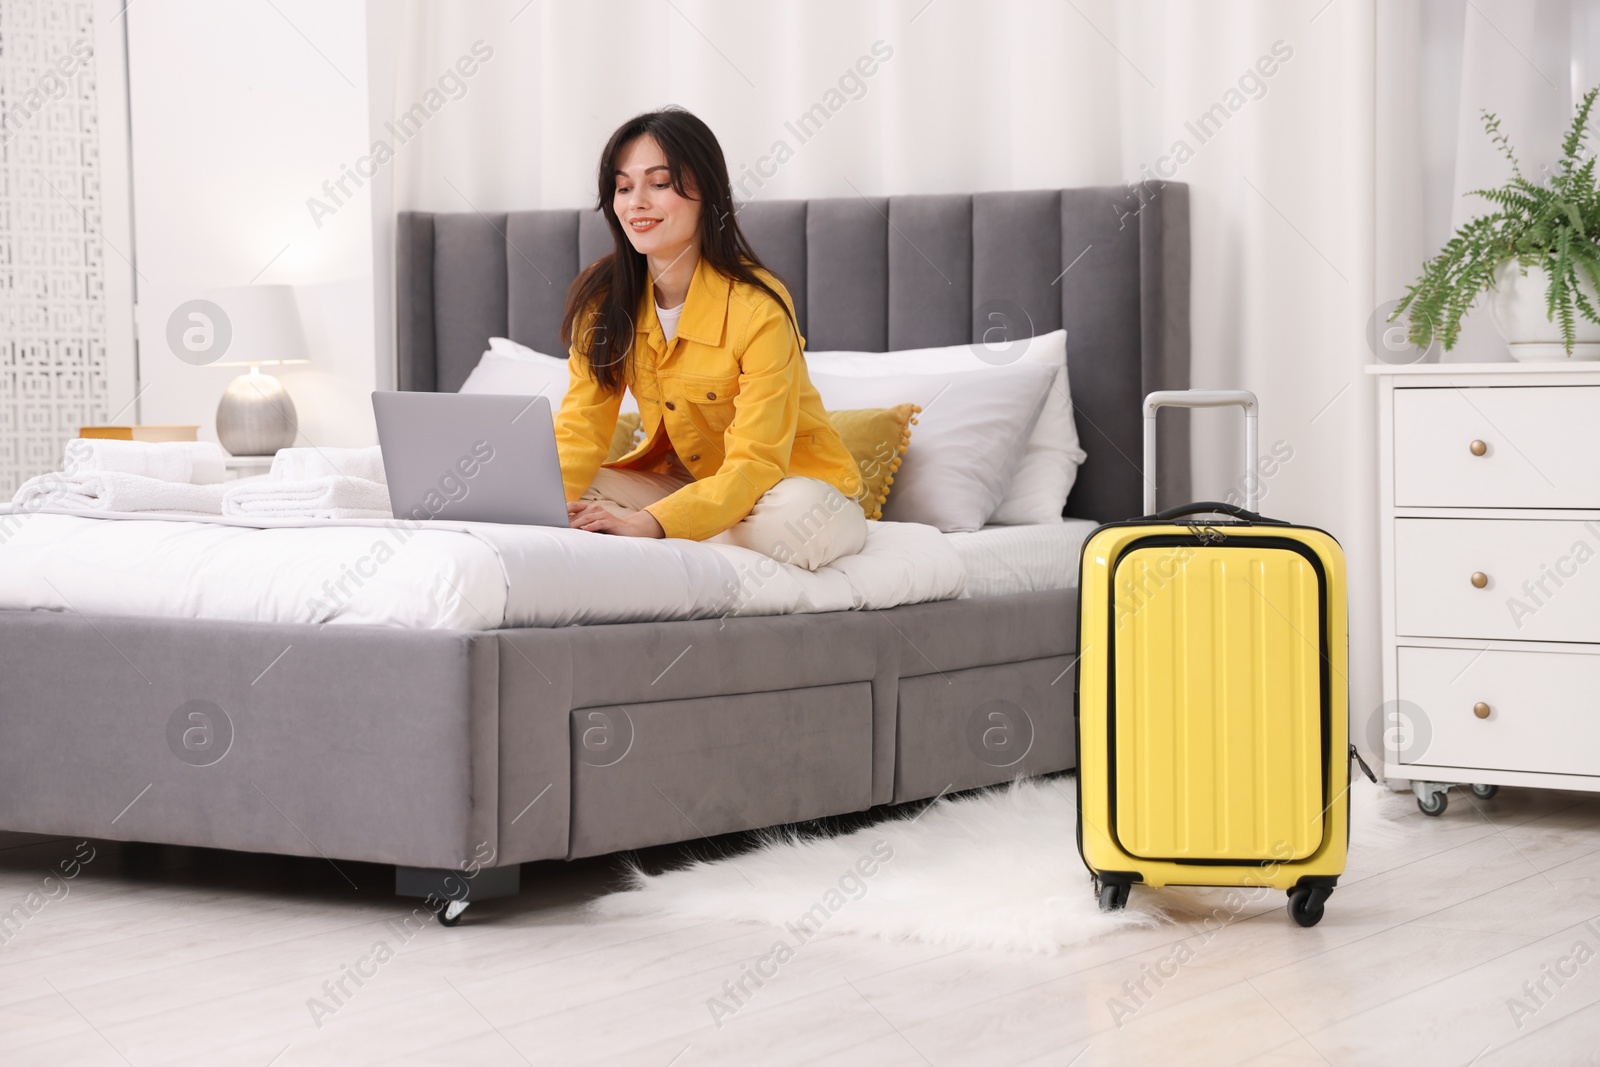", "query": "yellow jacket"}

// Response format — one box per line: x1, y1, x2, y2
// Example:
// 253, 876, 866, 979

555, 258, 863, 541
